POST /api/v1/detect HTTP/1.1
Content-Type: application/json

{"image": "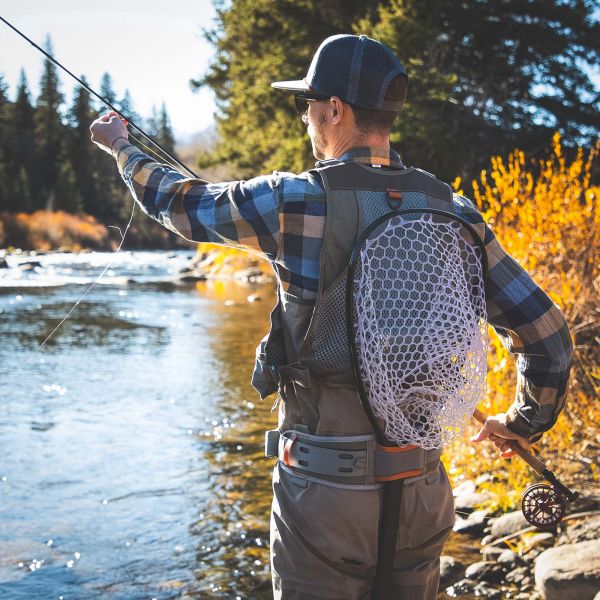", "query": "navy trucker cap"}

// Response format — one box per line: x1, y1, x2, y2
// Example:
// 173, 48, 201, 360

272, 34, 408, 111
